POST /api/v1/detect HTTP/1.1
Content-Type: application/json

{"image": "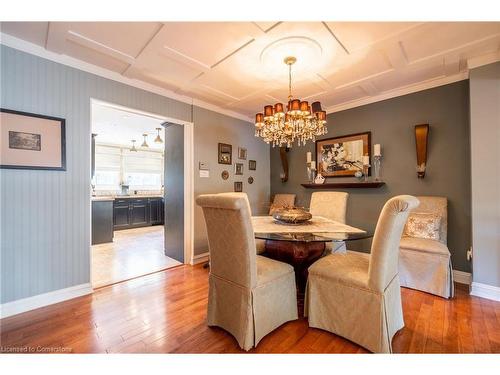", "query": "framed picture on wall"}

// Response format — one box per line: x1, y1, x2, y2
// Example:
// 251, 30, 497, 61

248, 159, 256, 170
218, 143, 232, 165
315, 132, 371, 177
0, 108, 66, 170
238, 147, 247, 160
234, 181, 243, 192
234, 162, 244, 175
